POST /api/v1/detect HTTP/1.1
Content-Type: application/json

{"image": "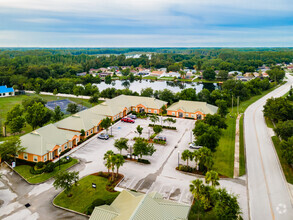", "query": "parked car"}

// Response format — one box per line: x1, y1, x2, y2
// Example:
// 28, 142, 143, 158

189, 142, 202, 149
121, 117, 135, 123
98, 133, 109, 140
127, 114, 137, 119
154, 136, 167, 141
